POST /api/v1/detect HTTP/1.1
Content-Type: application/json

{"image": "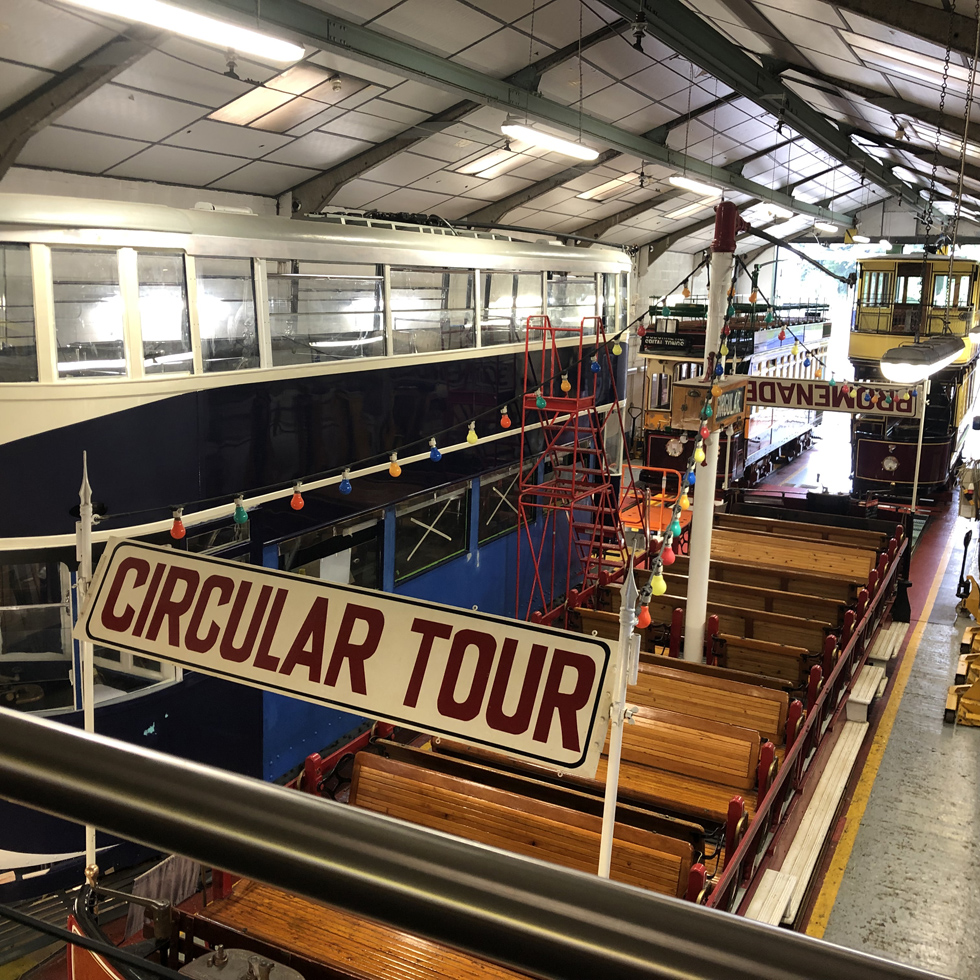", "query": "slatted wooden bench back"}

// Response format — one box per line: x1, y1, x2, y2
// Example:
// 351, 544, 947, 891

716, 633, 811, 686
350, 752, 694, 897
632, 662, 788, 743
714, 513, 887, 551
